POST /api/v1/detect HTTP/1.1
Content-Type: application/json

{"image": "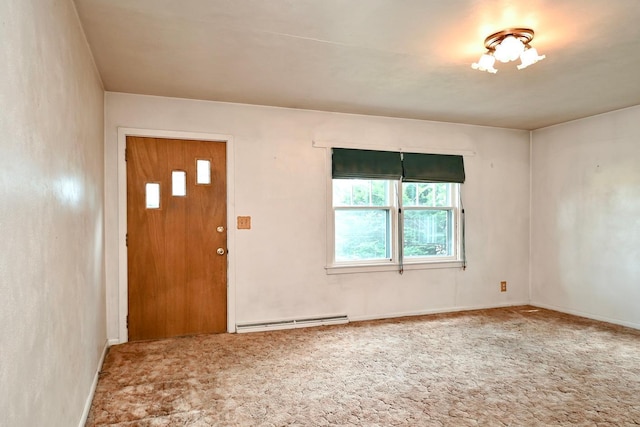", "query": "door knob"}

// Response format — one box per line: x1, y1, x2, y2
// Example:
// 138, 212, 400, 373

216, 248, 225, 255
216, 226, 225, 233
